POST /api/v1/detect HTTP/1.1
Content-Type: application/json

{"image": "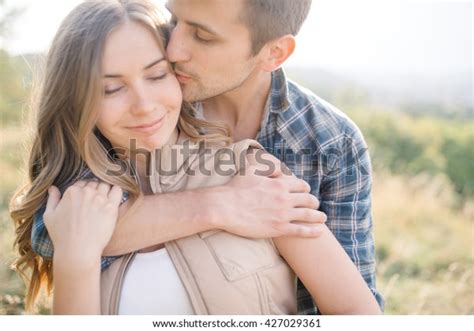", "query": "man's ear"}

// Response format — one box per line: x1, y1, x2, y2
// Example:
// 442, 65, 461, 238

259, 35, 296, 72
